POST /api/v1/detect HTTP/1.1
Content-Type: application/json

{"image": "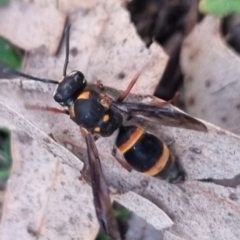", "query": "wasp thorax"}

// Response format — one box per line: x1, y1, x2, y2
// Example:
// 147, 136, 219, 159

53, 71, 87, 106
